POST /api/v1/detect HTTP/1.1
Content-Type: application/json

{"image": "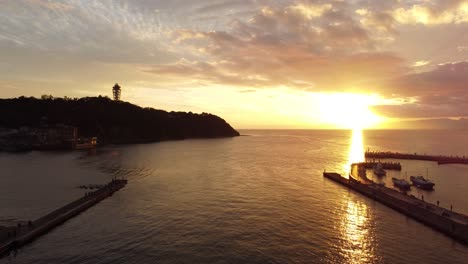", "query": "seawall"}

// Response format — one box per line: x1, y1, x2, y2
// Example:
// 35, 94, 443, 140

0, 179, 127, 257
365, 151, 468, 165
356, 161, 402, 170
